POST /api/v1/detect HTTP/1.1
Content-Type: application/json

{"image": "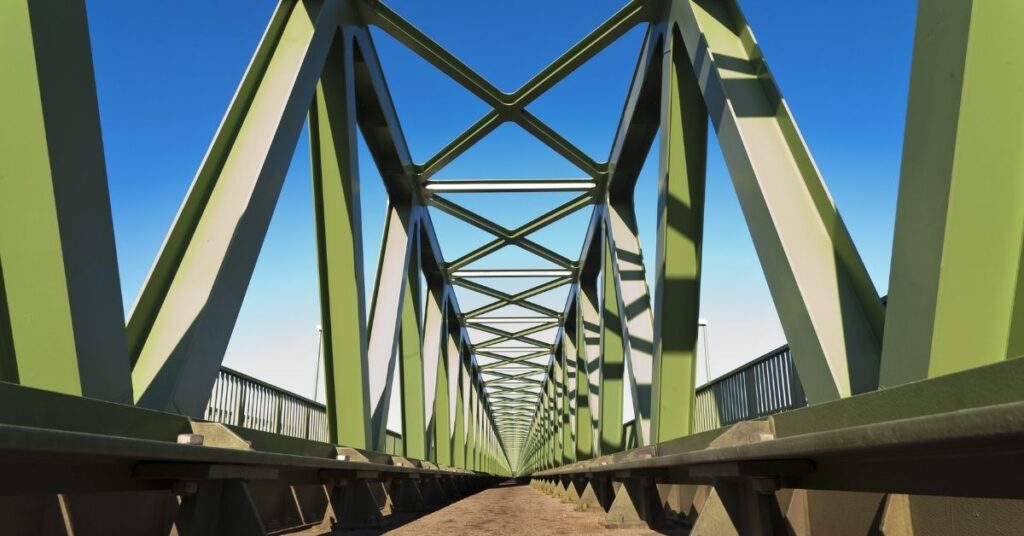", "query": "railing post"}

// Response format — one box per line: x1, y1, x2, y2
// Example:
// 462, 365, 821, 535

744, 367, 758, 421
788, 350, 806, 408
274, 396, 283, 434
236, 383, 247, 428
